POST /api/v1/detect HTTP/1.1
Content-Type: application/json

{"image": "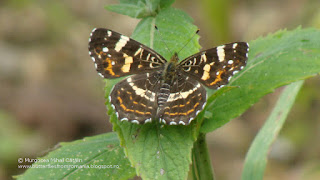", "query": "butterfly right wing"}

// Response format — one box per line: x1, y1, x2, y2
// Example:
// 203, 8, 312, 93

178, 42, 249, 89
88, 28, 167, 79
